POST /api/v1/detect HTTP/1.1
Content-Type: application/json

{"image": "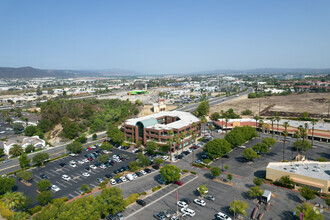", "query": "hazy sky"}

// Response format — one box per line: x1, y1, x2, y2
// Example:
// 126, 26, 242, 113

0, 0, 329, 73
